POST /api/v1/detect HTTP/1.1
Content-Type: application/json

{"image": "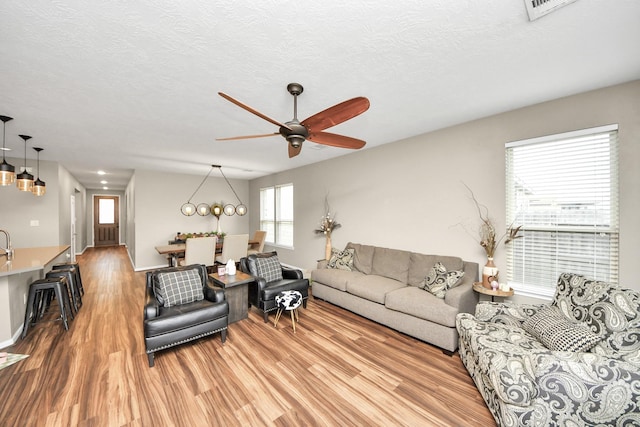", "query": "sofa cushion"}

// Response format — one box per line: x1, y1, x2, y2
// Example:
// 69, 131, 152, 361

154, 268, 204, 307
327, 248, 355, 271
422, 262, 465, 299
386, 286, 460, 327
255, 254, 283, 283
346, 242, 375, 274
408, 253, 464, 287
523, 306, 603, 352
346, 274, 406, 304
311, 268, 364, 292
370, 247, 411, 283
